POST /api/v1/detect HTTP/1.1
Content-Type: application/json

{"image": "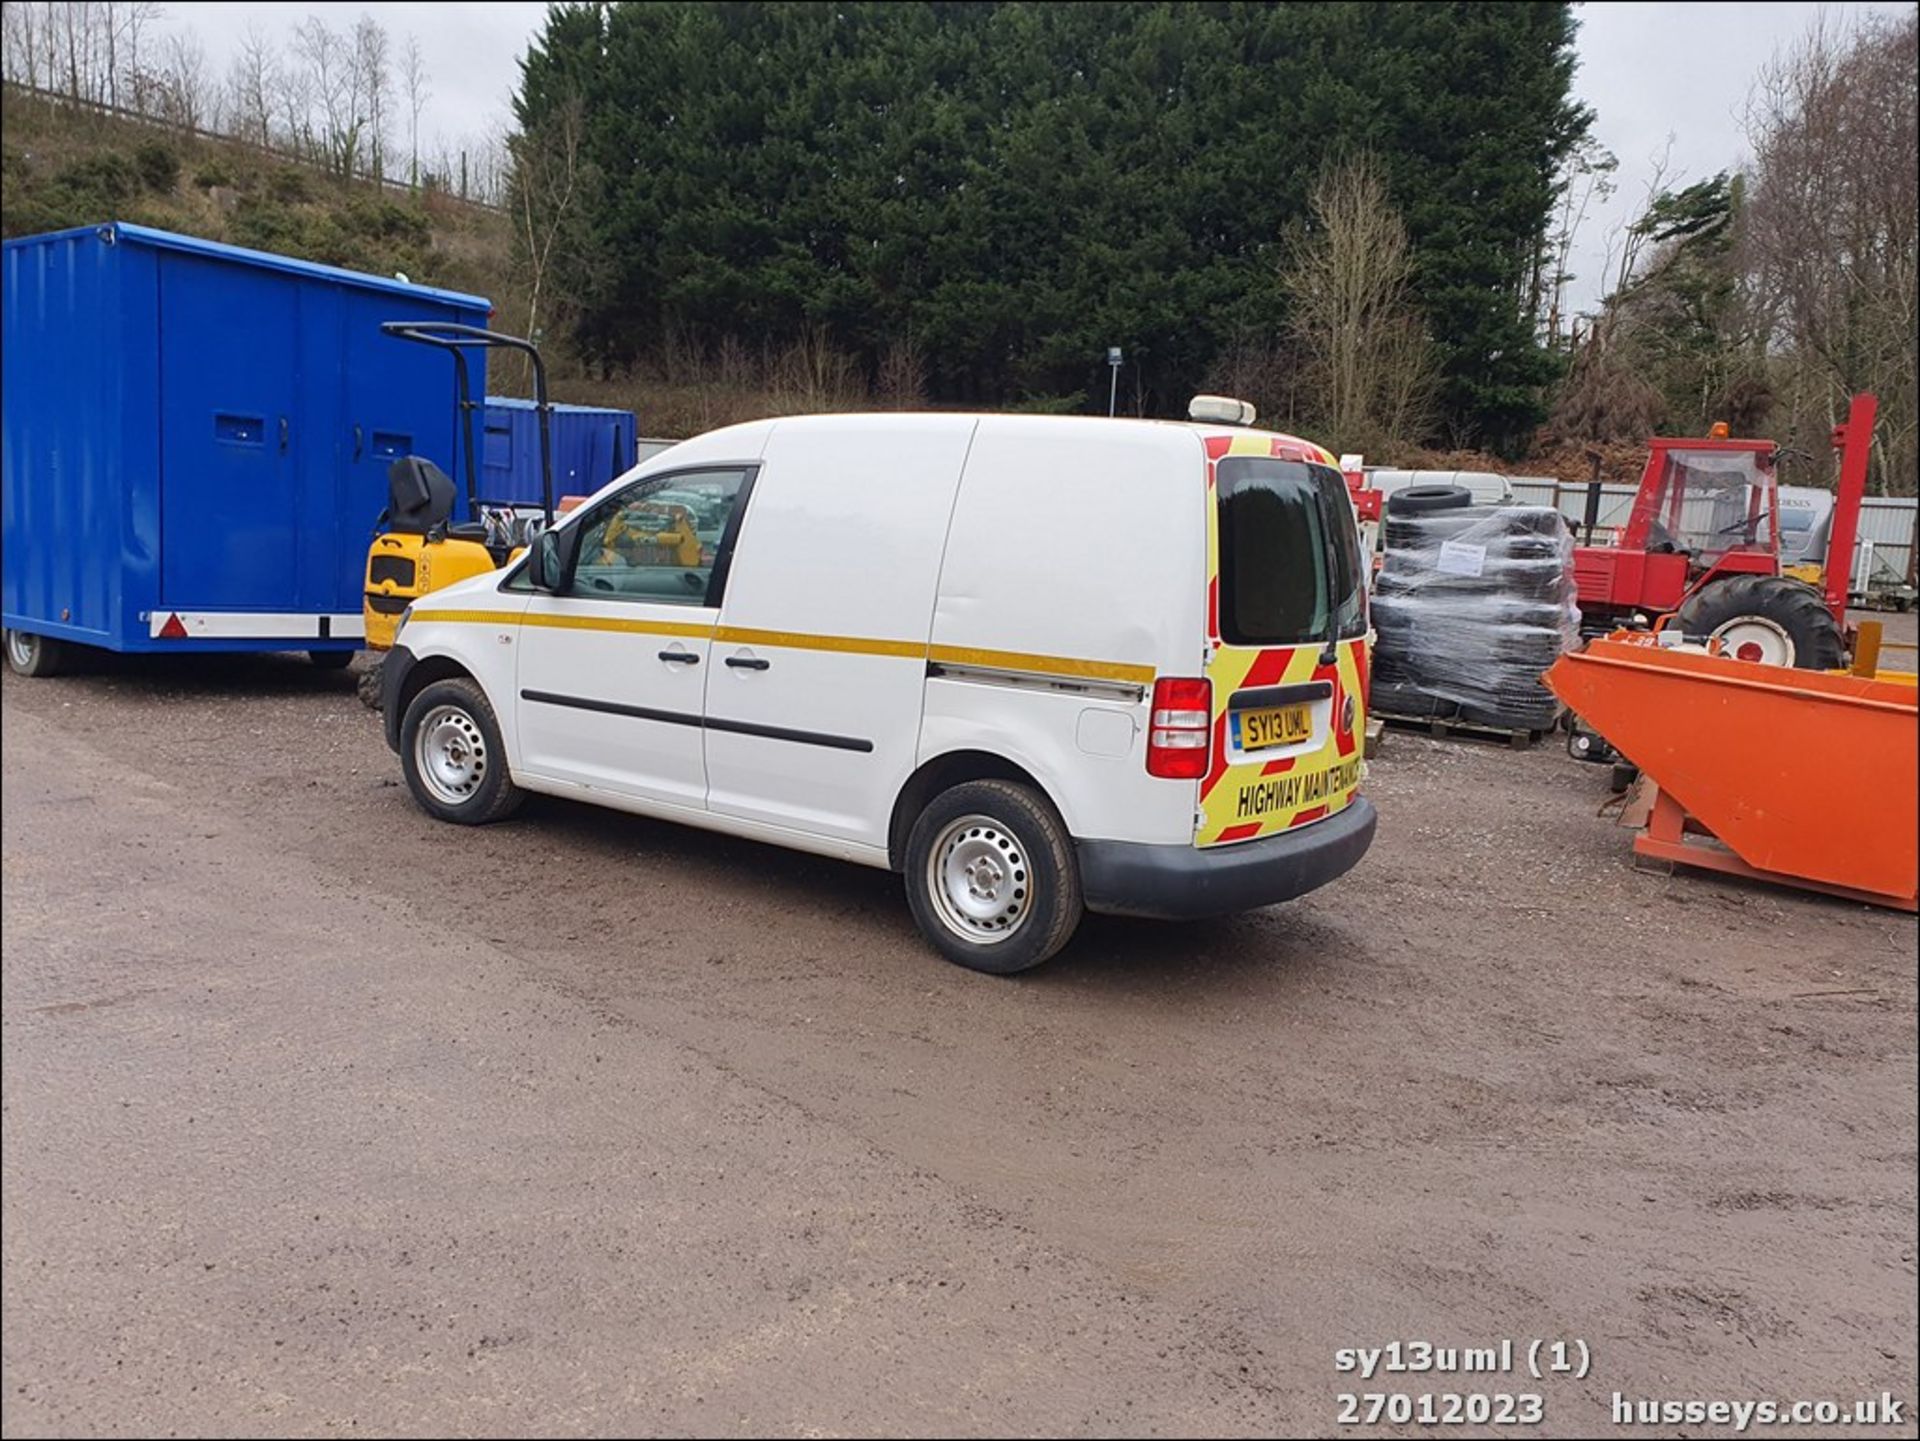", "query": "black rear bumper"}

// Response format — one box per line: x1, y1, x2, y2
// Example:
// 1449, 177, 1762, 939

1077, 797, 1377, 920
